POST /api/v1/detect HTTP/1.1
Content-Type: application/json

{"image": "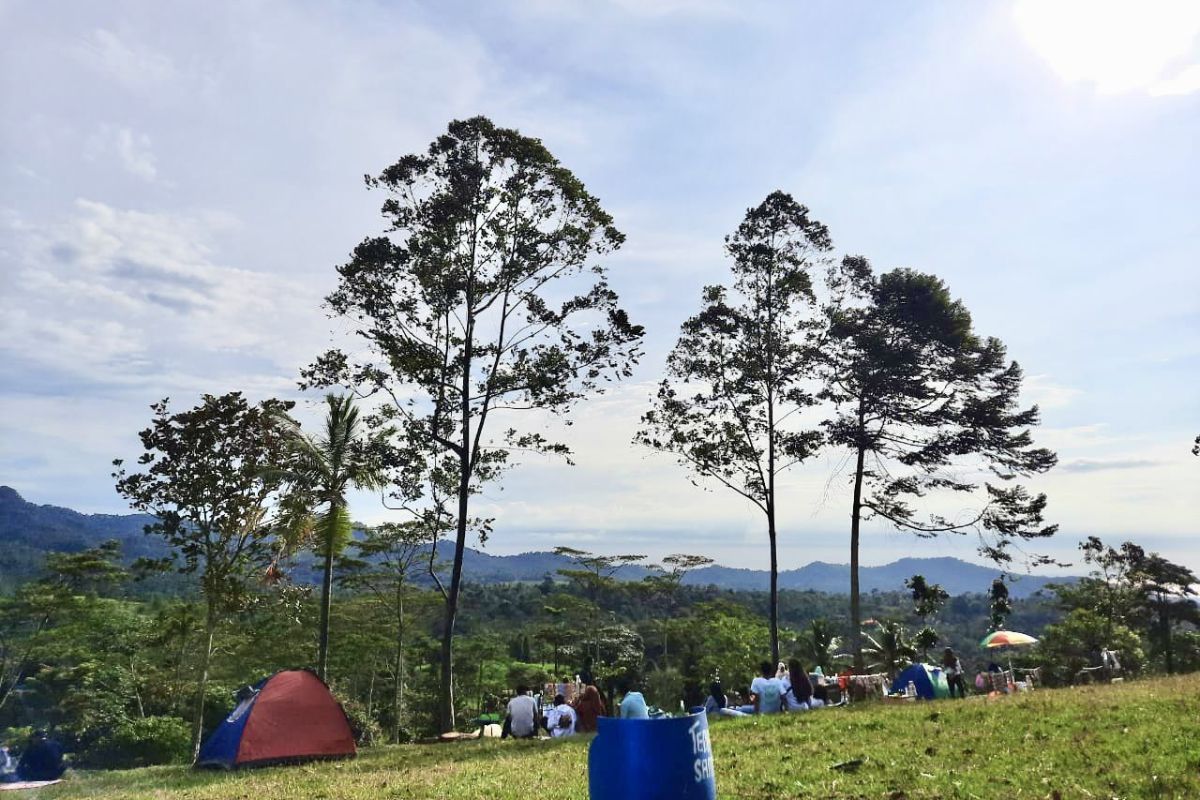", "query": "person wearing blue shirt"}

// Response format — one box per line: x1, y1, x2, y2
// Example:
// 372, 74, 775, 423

617, 681, 649, 719
749, 661, 785, 714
